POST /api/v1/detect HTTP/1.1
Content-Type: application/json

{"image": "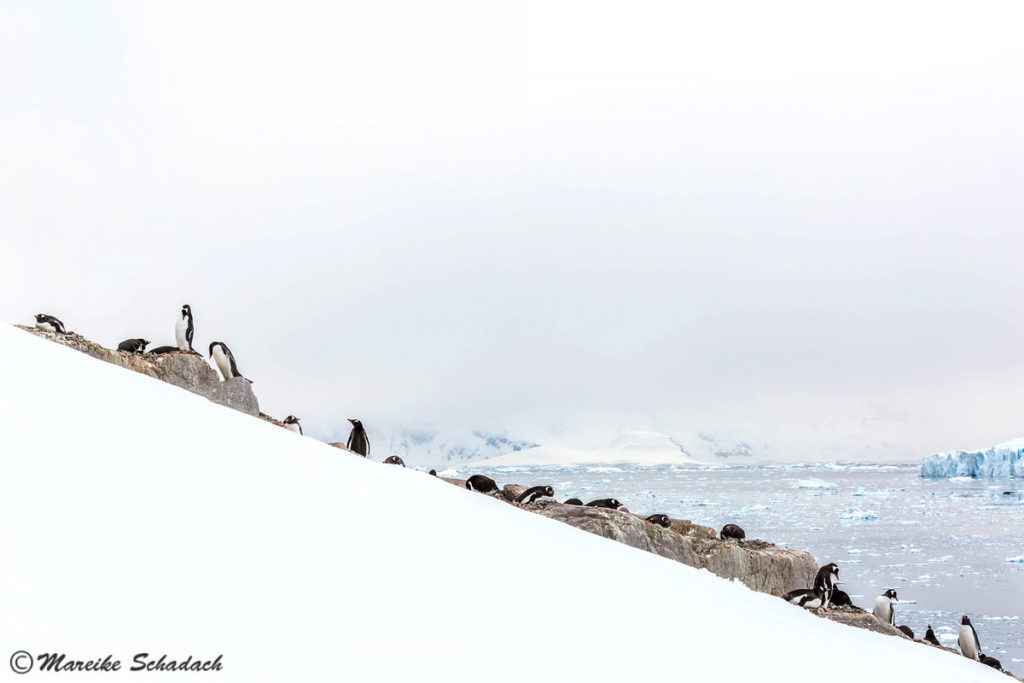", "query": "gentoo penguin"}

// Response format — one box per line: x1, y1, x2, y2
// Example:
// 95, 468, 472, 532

34, 313, 66, 334
283, 415, 303, 435
812, 563, 840, 611
345, 418, 370, 457
208, 341, 249, 382
175, 304, 195, 352
897, 625, 914, 639
873, 589, 898, 625
466, 474, 499, 493
781, 587, 827, 609
117, 338, 151, 353
645, 513, 671, 528
924, 625, 940, 646
979, 654, 1002, 671
515, 485, 554, 504
148, 345, 178, 355
564, 498, 583, 506
829, 589, 855, 608
428, 469, 437, 476
586, 498, 623, 509
720, 523, 745, 542
383, 455, 405, 467
958, 615, 981, 661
